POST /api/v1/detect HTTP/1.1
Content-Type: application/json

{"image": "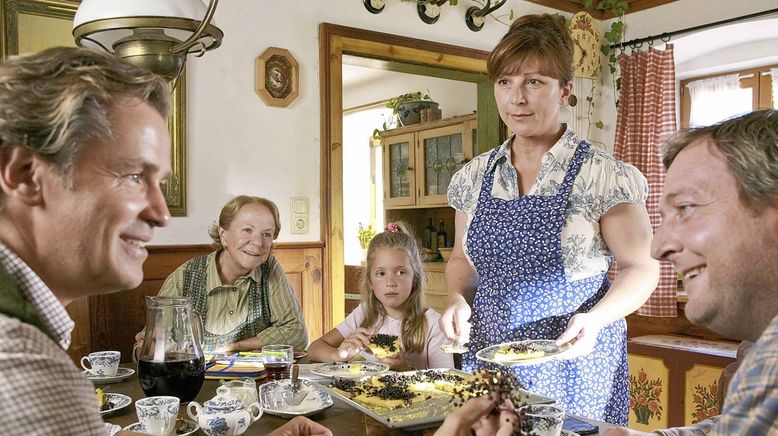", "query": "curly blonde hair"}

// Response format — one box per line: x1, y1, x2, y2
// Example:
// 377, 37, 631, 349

207, 195, 281, 250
